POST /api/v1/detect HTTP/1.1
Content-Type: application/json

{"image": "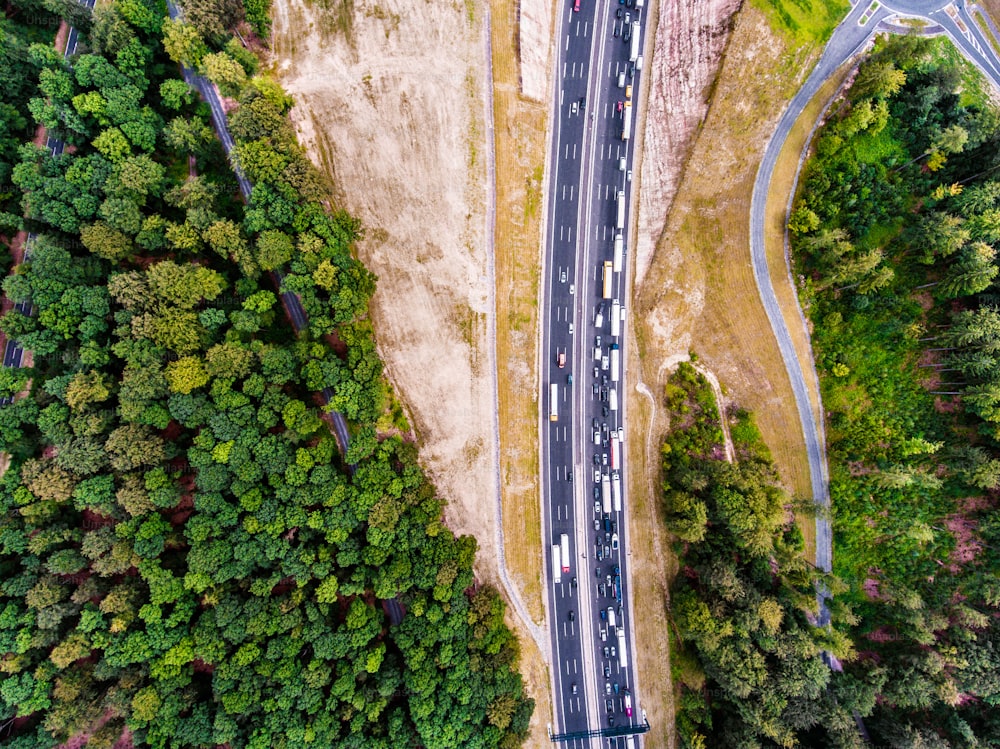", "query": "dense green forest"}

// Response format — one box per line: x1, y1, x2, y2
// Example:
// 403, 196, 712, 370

671, 33, 1000, 749
0, 0, 532, 747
